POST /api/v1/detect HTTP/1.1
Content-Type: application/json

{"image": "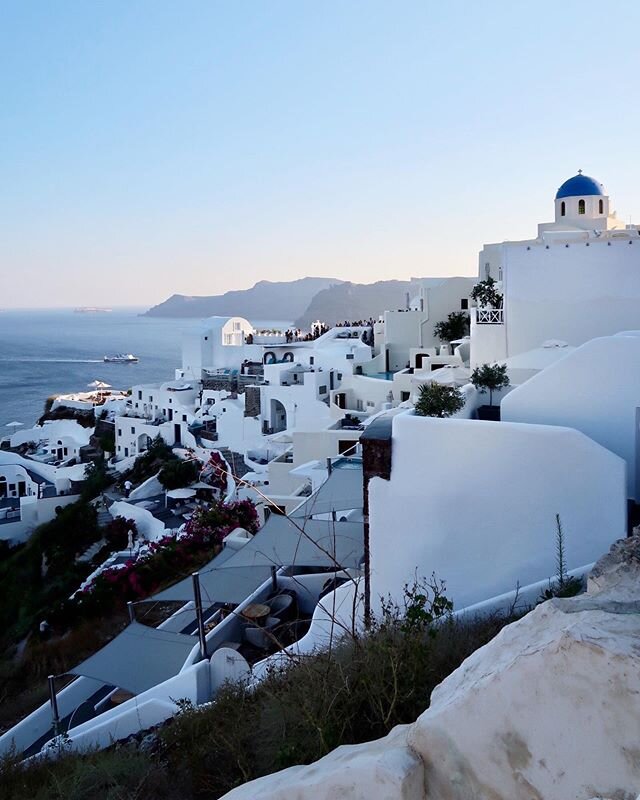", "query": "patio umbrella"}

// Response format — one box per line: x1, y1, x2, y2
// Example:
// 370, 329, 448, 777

189, 481, 215, 490
87, 380, 112, 390
165, 488, 196, 499
5, 421, 24, 428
